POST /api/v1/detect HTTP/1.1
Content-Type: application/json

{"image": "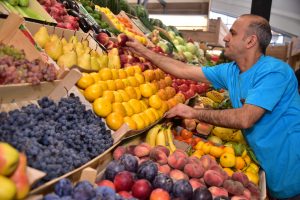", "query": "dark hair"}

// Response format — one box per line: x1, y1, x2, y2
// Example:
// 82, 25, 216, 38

241, 14, 272, 54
